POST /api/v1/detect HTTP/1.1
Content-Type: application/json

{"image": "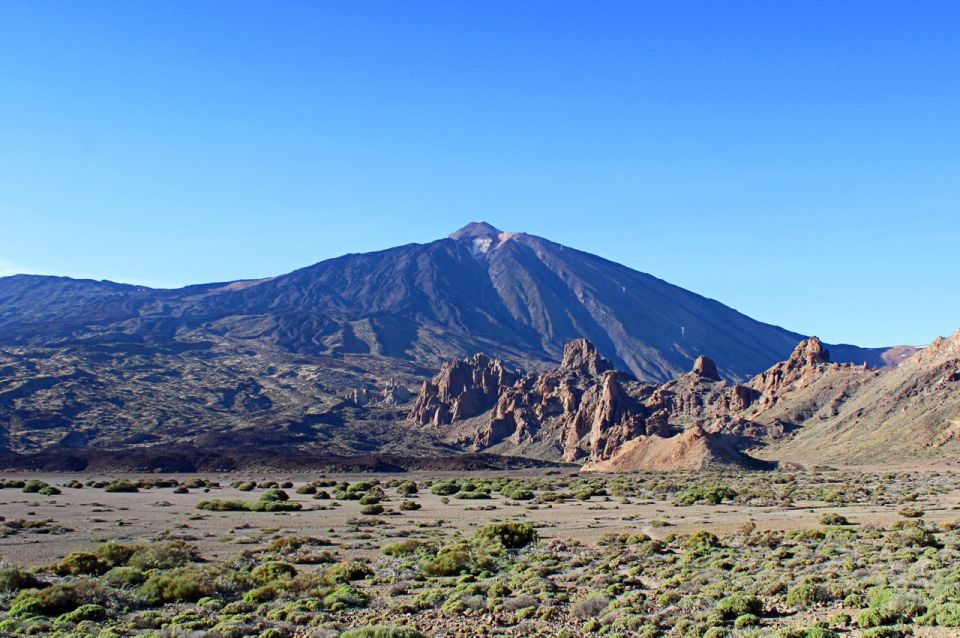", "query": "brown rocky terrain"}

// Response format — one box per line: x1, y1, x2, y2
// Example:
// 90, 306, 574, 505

410, 331, 960, 471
